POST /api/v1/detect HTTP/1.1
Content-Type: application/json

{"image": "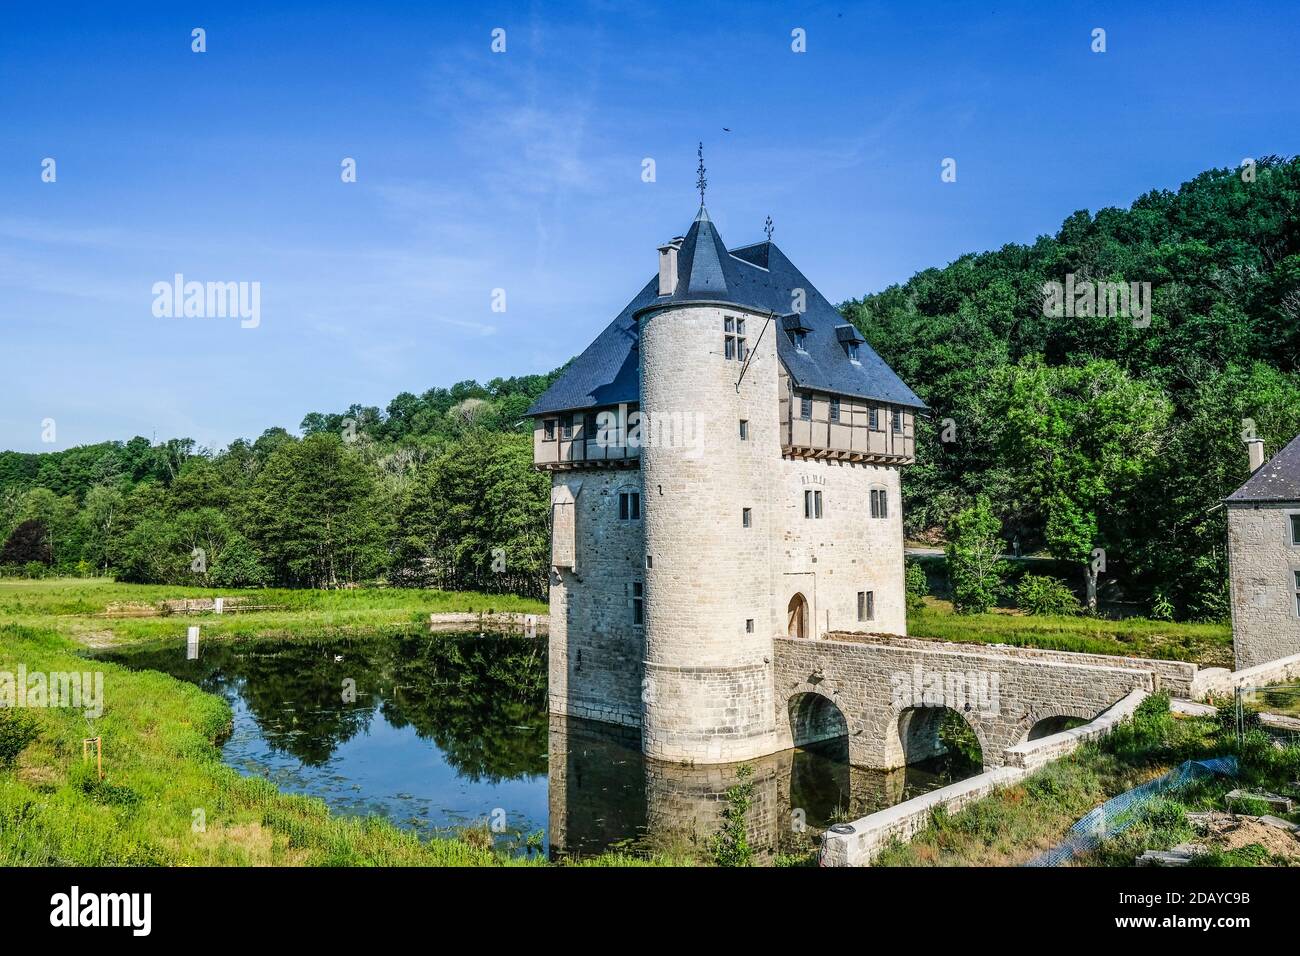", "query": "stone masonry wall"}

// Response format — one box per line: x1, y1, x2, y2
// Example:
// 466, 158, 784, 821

1228, 502, 1300, 668
548, 469, 645, 727
772, 636, 1154, 769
